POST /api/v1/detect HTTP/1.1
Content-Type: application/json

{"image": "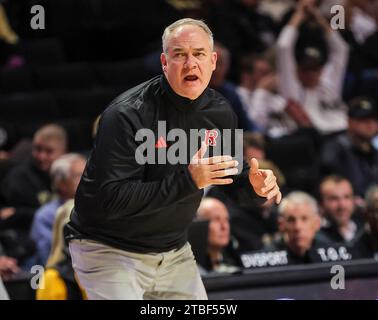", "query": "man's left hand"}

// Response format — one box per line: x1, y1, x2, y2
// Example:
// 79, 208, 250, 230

249, 158, 282, 204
